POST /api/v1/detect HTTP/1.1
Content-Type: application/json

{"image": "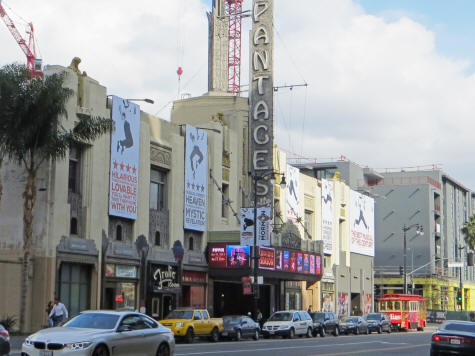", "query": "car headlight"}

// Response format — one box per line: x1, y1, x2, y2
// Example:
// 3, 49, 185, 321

176, 322, 184, 327
24, 338, 33, 346
64, 341, 92, 350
